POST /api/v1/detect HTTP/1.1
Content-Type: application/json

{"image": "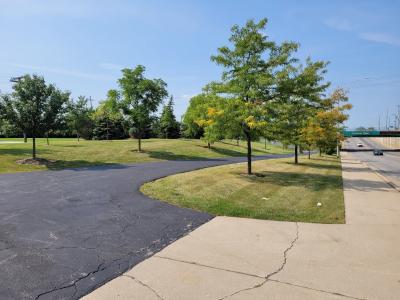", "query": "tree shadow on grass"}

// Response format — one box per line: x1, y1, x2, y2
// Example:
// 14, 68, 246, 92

216, 141, 275, 155
285, 161, 342, 170
308, 156, 339, 162
45, 160, 131, 171
56, 144, 85, 148
239, 171, 343, 192
207, 146, 246, 157
0, 148, 51, 156
144, 150, 218, 161
239, 169, 393, 193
